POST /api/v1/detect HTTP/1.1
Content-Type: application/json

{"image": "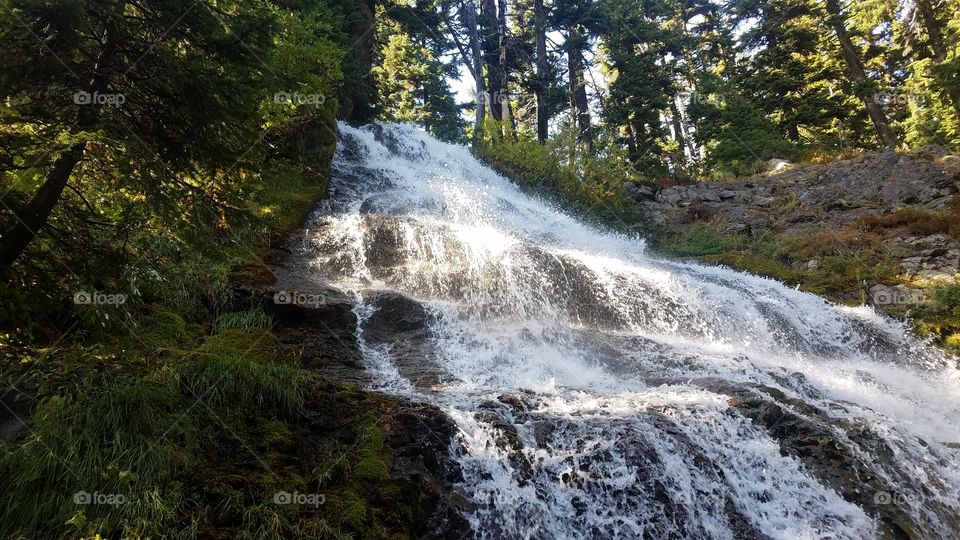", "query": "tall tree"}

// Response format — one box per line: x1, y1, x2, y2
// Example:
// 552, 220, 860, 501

0, 0, 281, 275
480, 0, 505, 122
534, 0, 550, 141
554, 0, 597, 148
823, 0, 899, 147
375, 17, 466, 141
